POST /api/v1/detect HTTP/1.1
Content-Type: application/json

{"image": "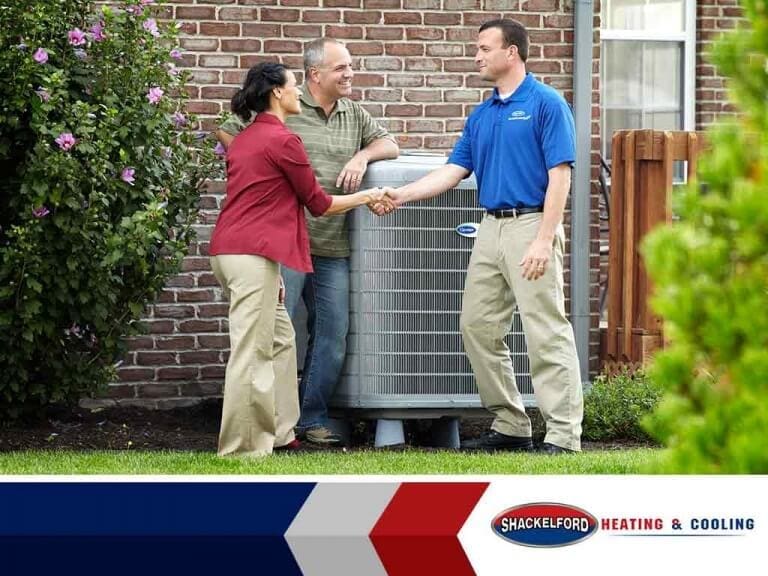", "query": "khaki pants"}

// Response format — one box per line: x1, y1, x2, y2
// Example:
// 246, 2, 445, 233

460, 213, 583, 451
210, 255, 299, 456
